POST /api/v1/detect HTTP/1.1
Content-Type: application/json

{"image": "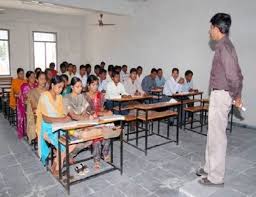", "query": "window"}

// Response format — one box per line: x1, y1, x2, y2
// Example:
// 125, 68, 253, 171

0, 29, 10, 75
33, 32, 57, 70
